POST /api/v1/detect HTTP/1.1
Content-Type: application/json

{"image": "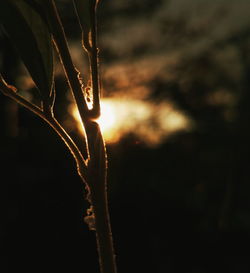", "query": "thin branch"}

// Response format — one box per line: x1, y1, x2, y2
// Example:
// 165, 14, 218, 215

43, 0, 89, 120
48, 115, 88, 184
0, 75, 44, 118
43, 0, 93, 158
0, 75, 88, 182
70, 0, 100, 119
85, 0, 101, 119
88, 14, 101, 119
